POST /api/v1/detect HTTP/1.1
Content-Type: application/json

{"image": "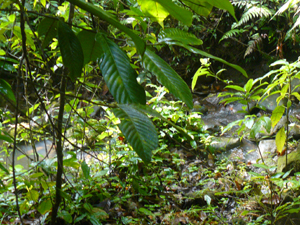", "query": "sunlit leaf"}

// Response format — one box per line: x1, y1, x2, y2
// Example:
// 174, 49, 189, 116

153, 0, 193, 26
276, 127, 286, 154
137, 0, 169, 27
271, 105, 285, 128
